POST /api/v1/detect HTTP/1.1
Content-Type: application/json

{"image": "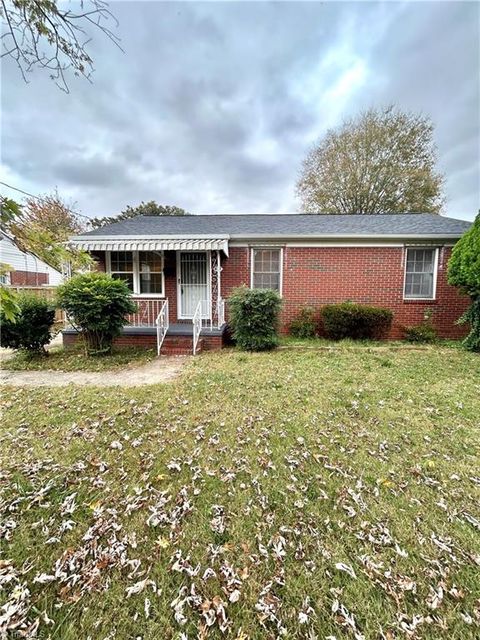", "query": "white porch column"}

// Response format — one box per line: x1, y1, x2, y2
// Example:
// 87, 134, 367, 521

210, 250, 222, 328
